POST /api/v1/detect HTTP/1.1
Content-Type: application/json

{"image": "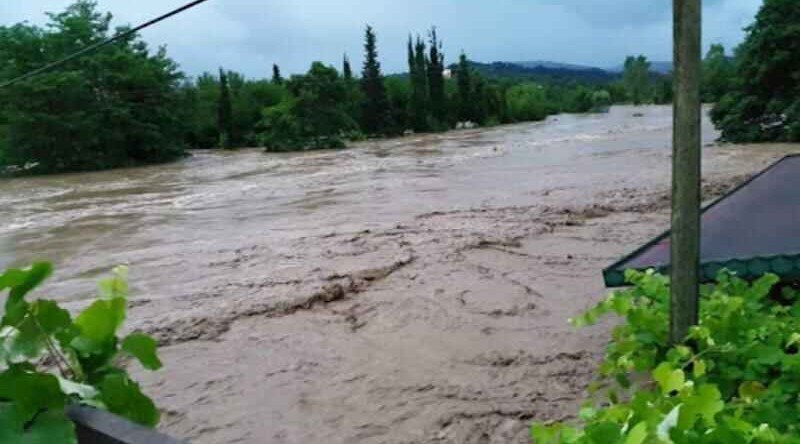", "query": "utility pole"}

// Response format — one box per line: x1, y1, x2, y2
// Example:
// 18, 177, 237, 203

671, 0, 702, 344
